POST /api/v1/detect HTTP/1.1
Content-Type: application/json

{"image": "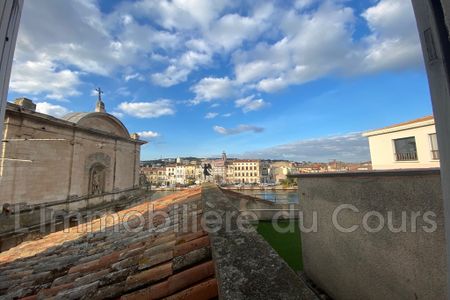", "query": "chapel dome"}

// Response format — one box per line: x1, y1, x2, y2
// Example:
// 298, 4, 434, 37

62, 112, 130, 139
